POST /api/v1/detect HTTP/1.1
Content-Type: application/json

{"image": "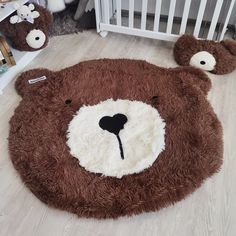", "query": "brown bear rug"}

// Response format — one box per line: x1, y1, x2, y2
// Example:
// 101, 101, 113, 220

9, 59, 223, 219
